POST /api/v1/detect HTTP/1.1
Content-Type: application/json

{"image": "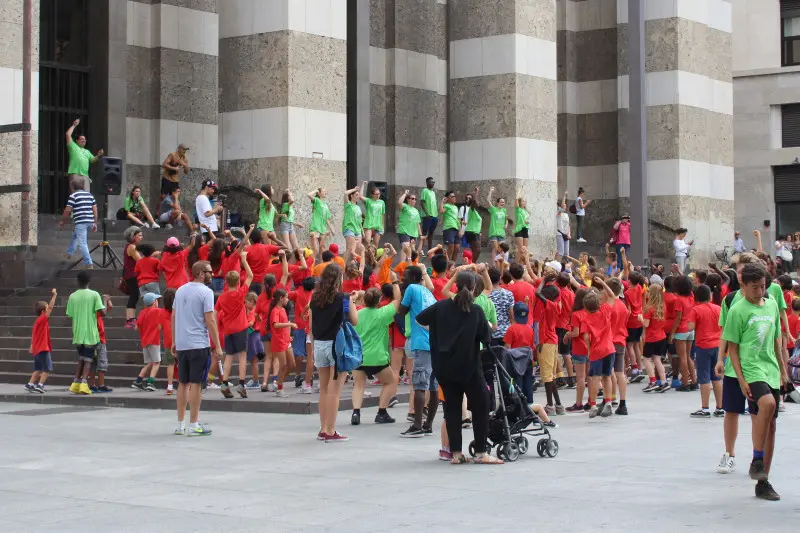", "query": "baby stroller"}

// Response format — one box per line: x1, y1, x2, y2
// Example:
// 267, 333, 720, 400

468, 346, 559, 462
